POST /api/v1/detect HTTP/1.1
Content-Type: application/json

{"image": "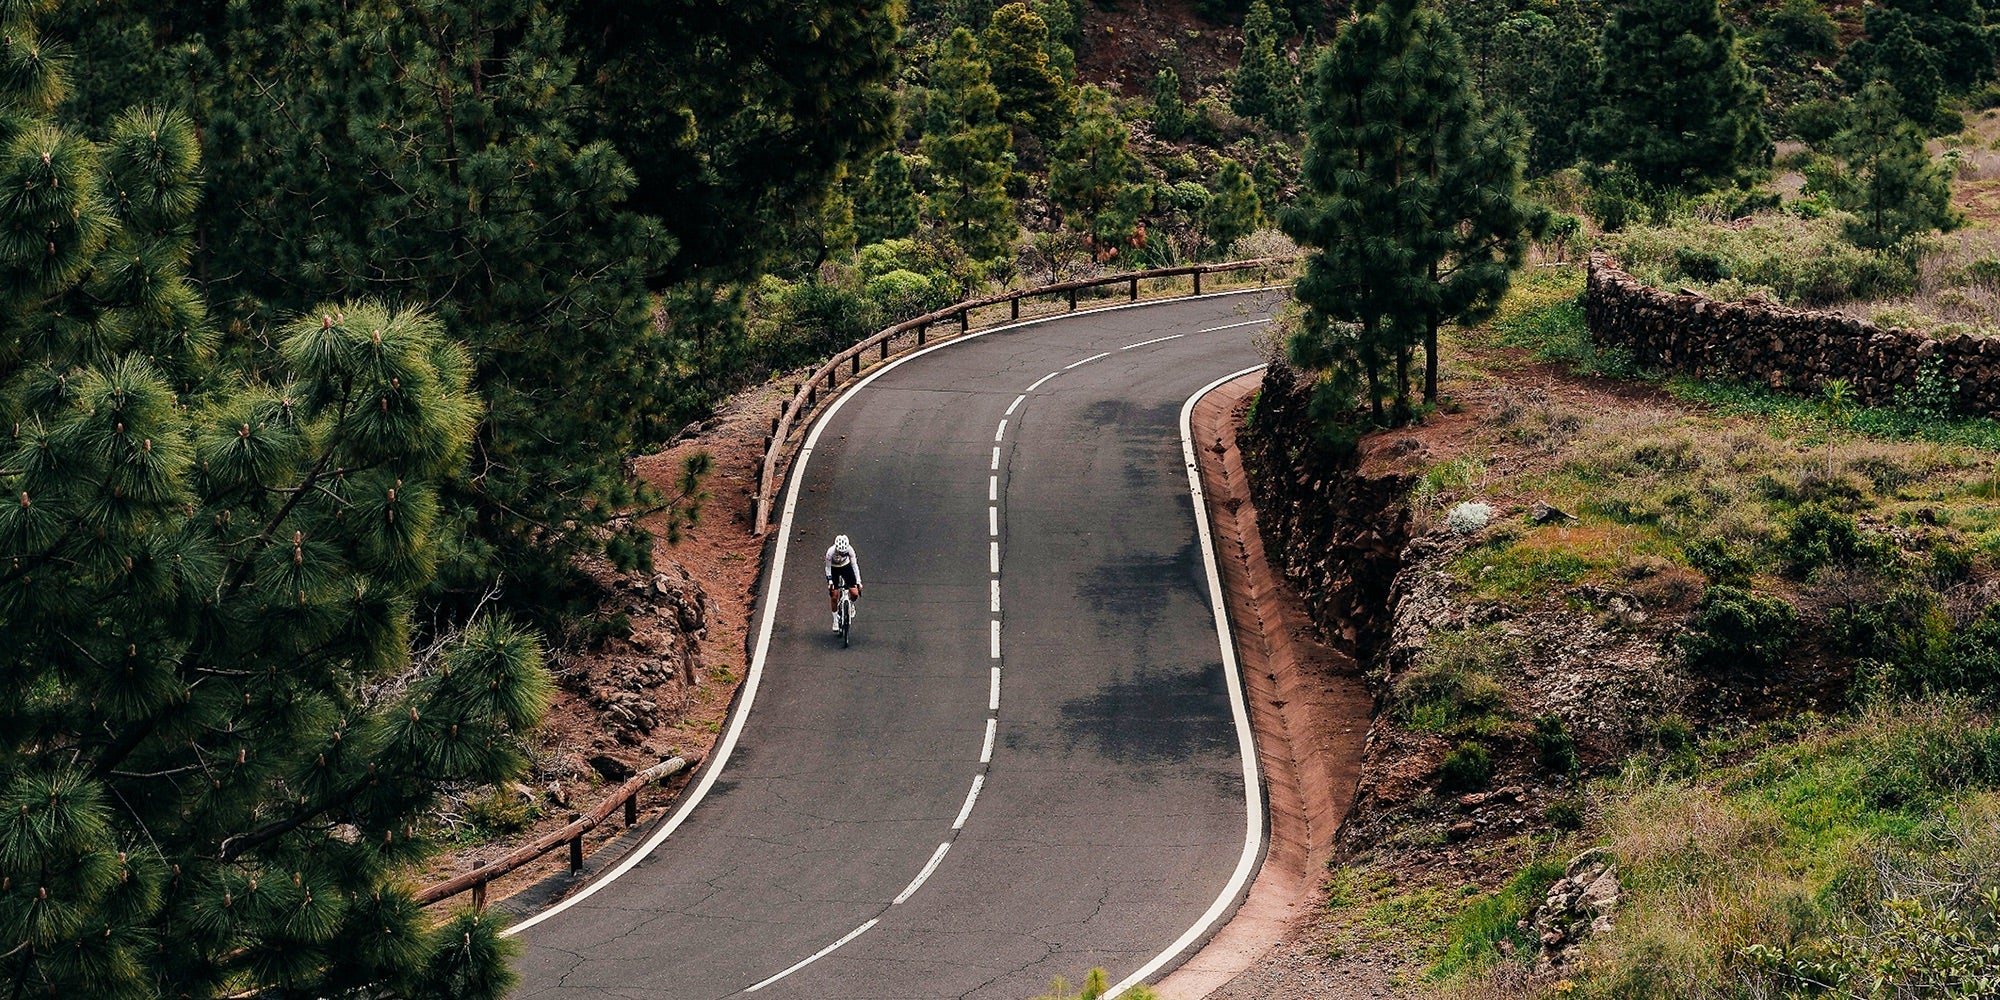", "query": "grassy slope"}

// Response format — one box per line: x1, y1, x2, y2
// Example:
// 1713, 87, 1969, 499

1313, 264, 2000, 999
